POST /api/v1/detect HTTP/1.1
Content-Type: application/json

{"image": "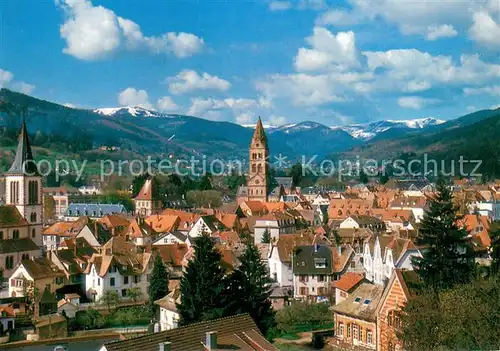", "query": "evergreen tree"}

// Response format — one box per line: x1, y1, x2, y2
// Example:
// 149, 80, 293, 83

261, 228, 271, 244
177, 232, 229, 325
359, 168, 369, 184
198, 173, 212, 190
132, 173, 150, 197
289, 162, 303, 188
489, 226, 500, 276
228, 242, 276, 336
148, 254, 169, 310
412, 179, 475, 290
